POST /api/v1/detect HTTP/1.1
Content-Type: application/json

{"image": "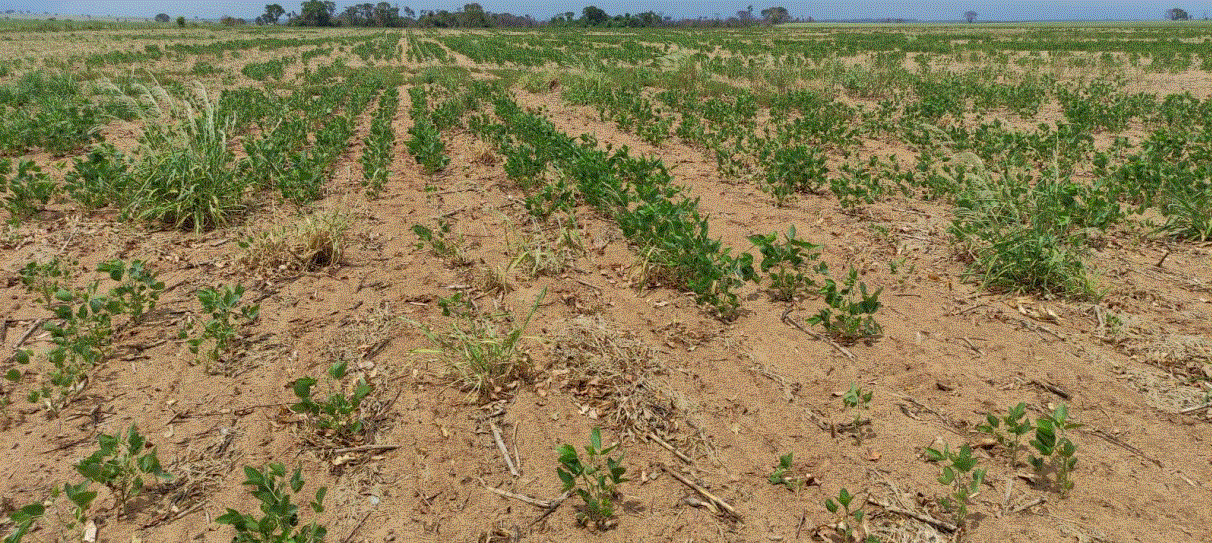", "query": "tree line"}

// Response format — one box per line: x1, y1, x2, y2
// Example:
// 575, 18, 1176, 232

234, 2, 797, 28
